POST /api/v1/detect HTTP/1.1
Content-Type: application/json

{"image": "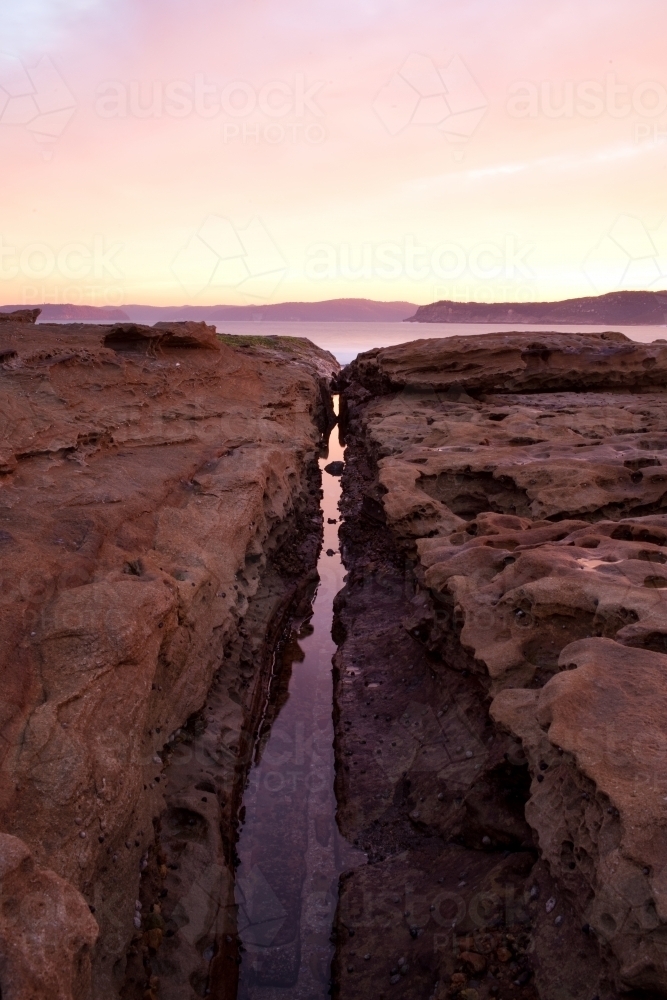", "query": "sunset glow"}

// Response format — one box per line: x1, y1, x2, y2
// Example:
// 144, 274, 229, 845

1, 0, 665, 308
